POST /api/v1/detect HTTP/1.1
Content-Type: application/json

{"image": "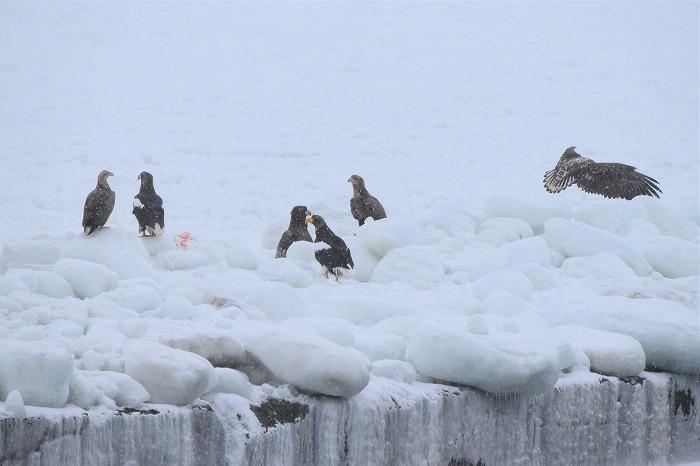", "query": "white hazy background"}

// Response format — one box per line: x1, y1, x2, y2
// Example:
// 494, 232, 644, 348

0, 2, 697, 242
